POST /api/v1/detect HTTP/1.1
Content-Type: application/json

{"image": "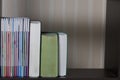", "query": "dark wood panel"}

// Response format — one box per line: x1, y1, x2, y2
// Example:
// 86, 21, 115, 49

105, 0, 120, 77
